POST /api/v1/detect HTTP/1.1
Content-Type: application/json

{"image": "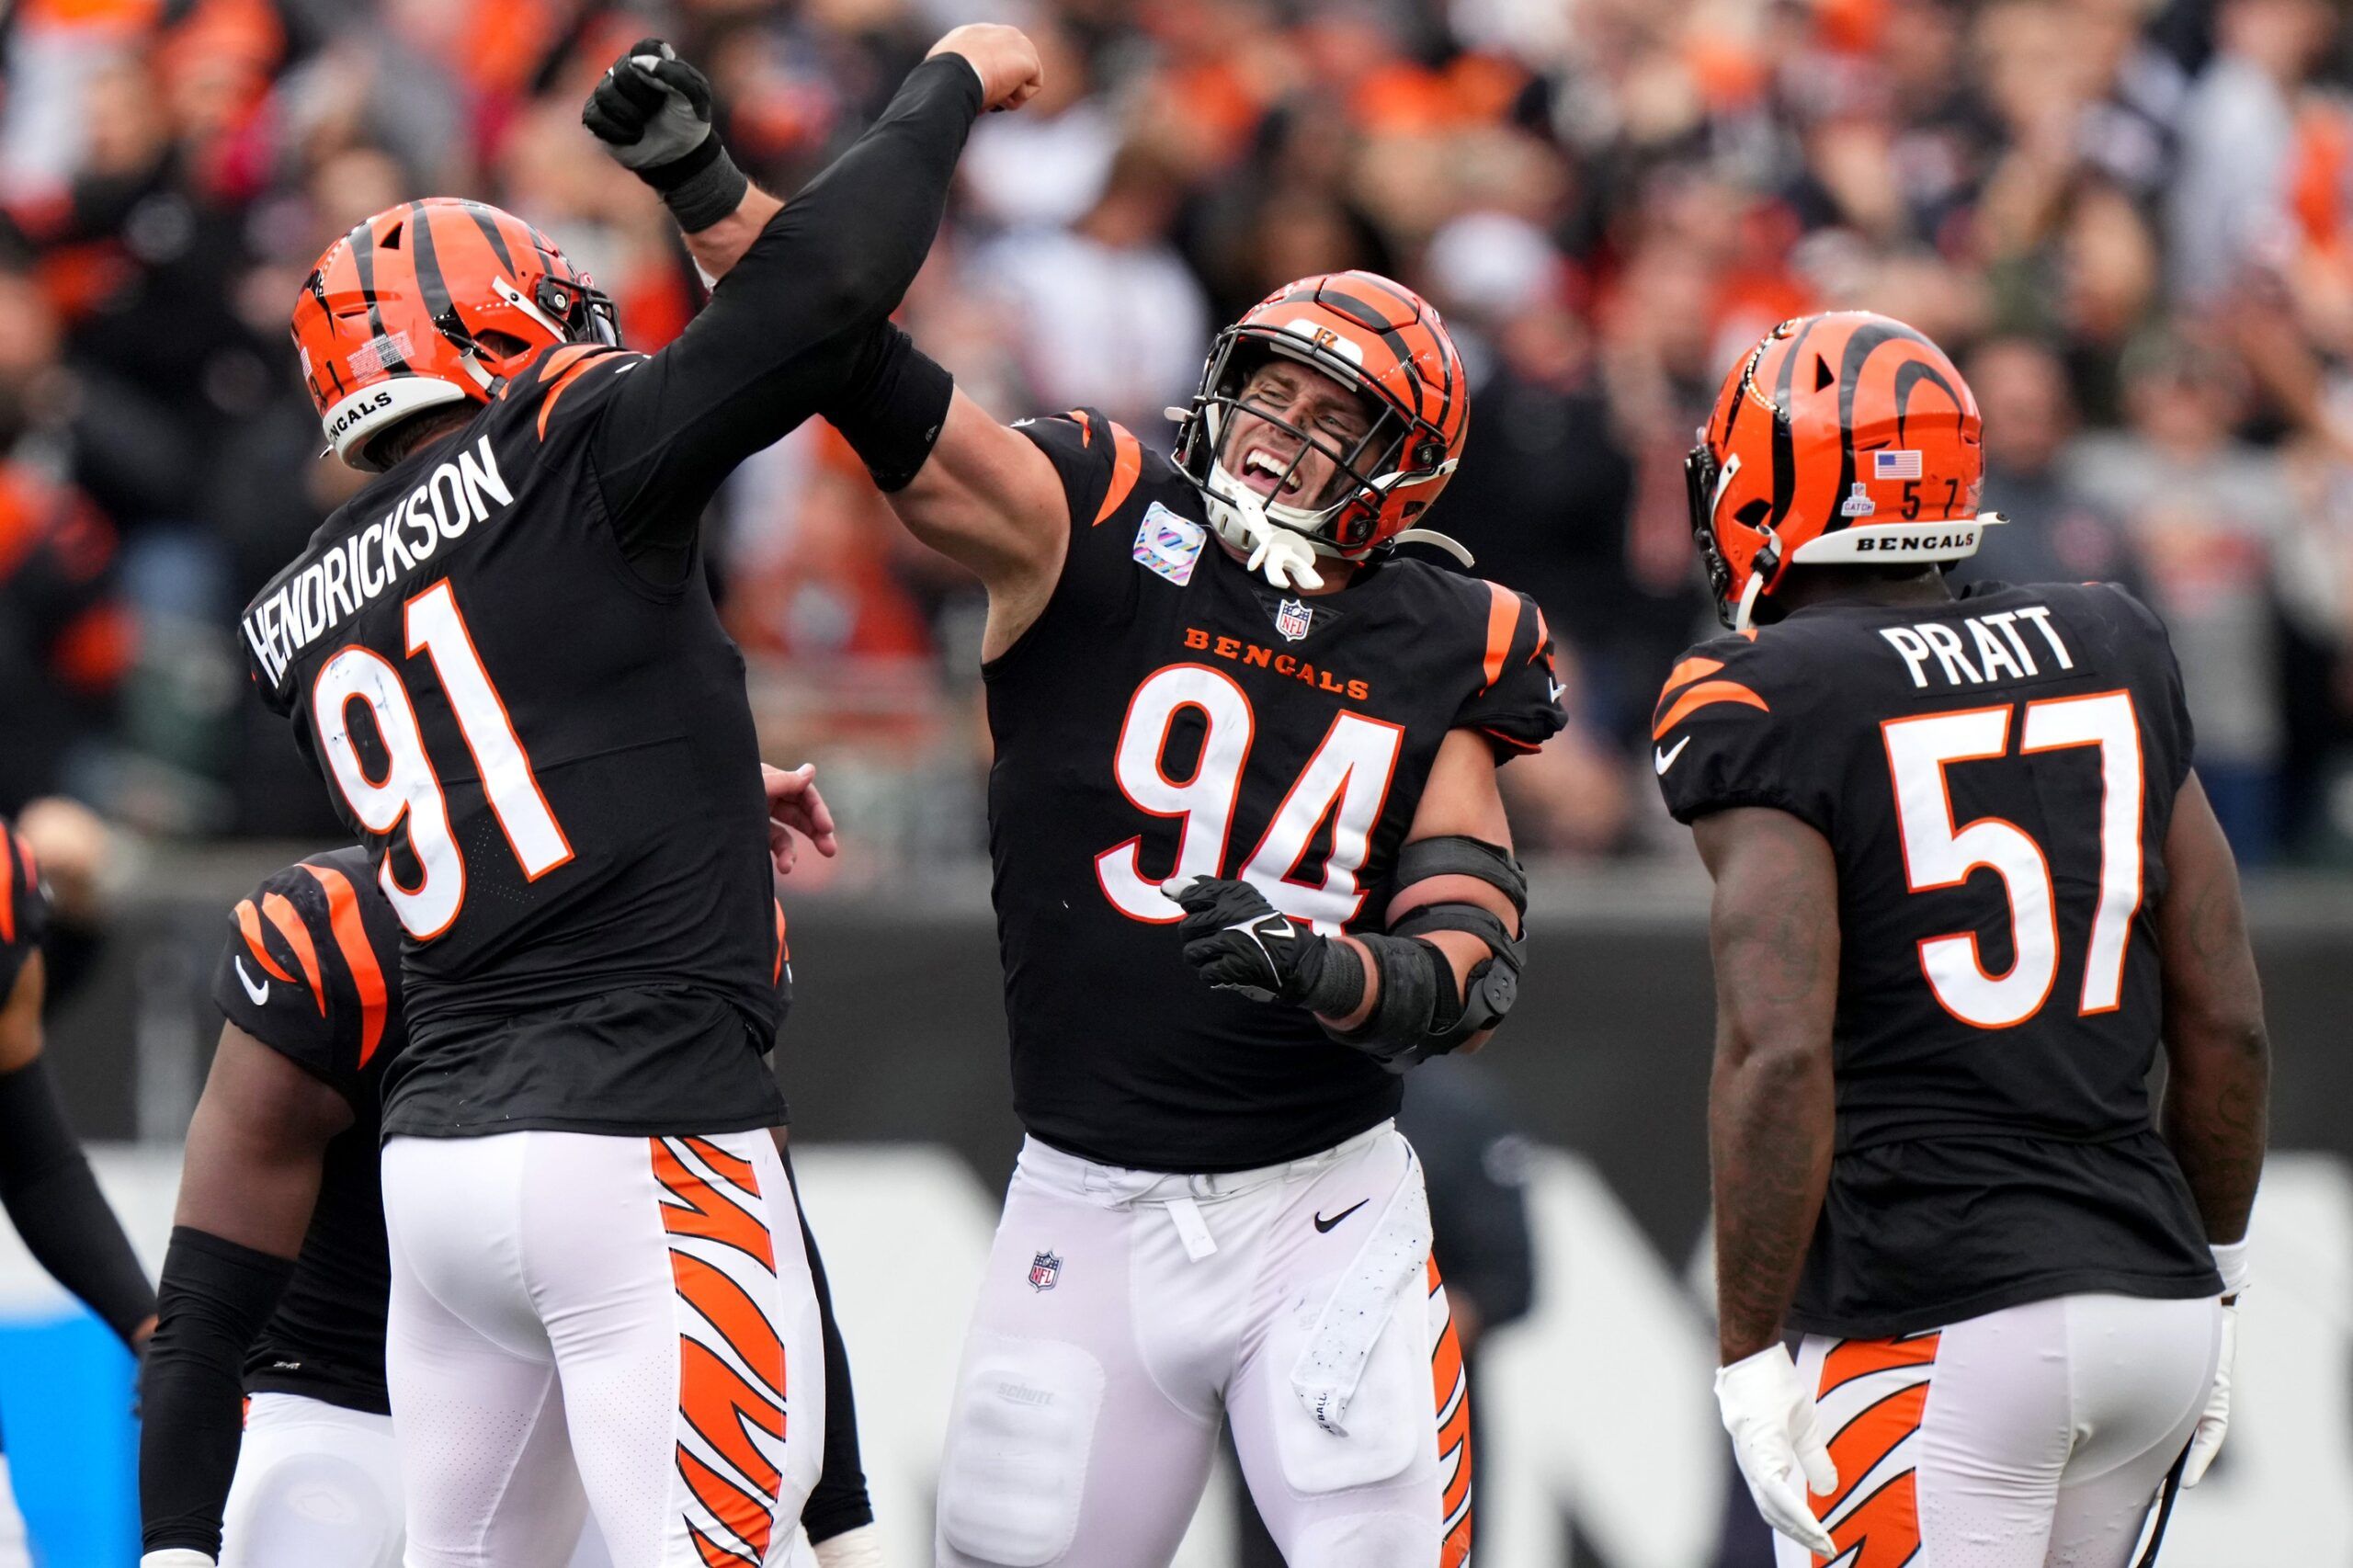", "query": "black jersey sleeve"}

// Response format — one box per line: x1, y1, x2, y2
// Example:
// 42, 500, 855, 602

0, 822, 49, 1001
1650, 634, 1836, 835
209, 861, 393, 1112
2091, 581, 2197, 793
547, 55, 983, 569
1451, 584, 1568, 758
1002, 406, 1159, 620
